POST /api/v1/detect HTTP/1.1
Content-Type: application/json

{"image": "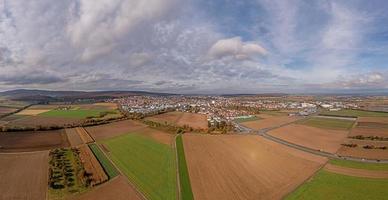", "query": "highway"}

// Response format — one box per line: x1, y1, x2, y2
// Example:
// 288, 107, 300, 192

237, 121, 388, 164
